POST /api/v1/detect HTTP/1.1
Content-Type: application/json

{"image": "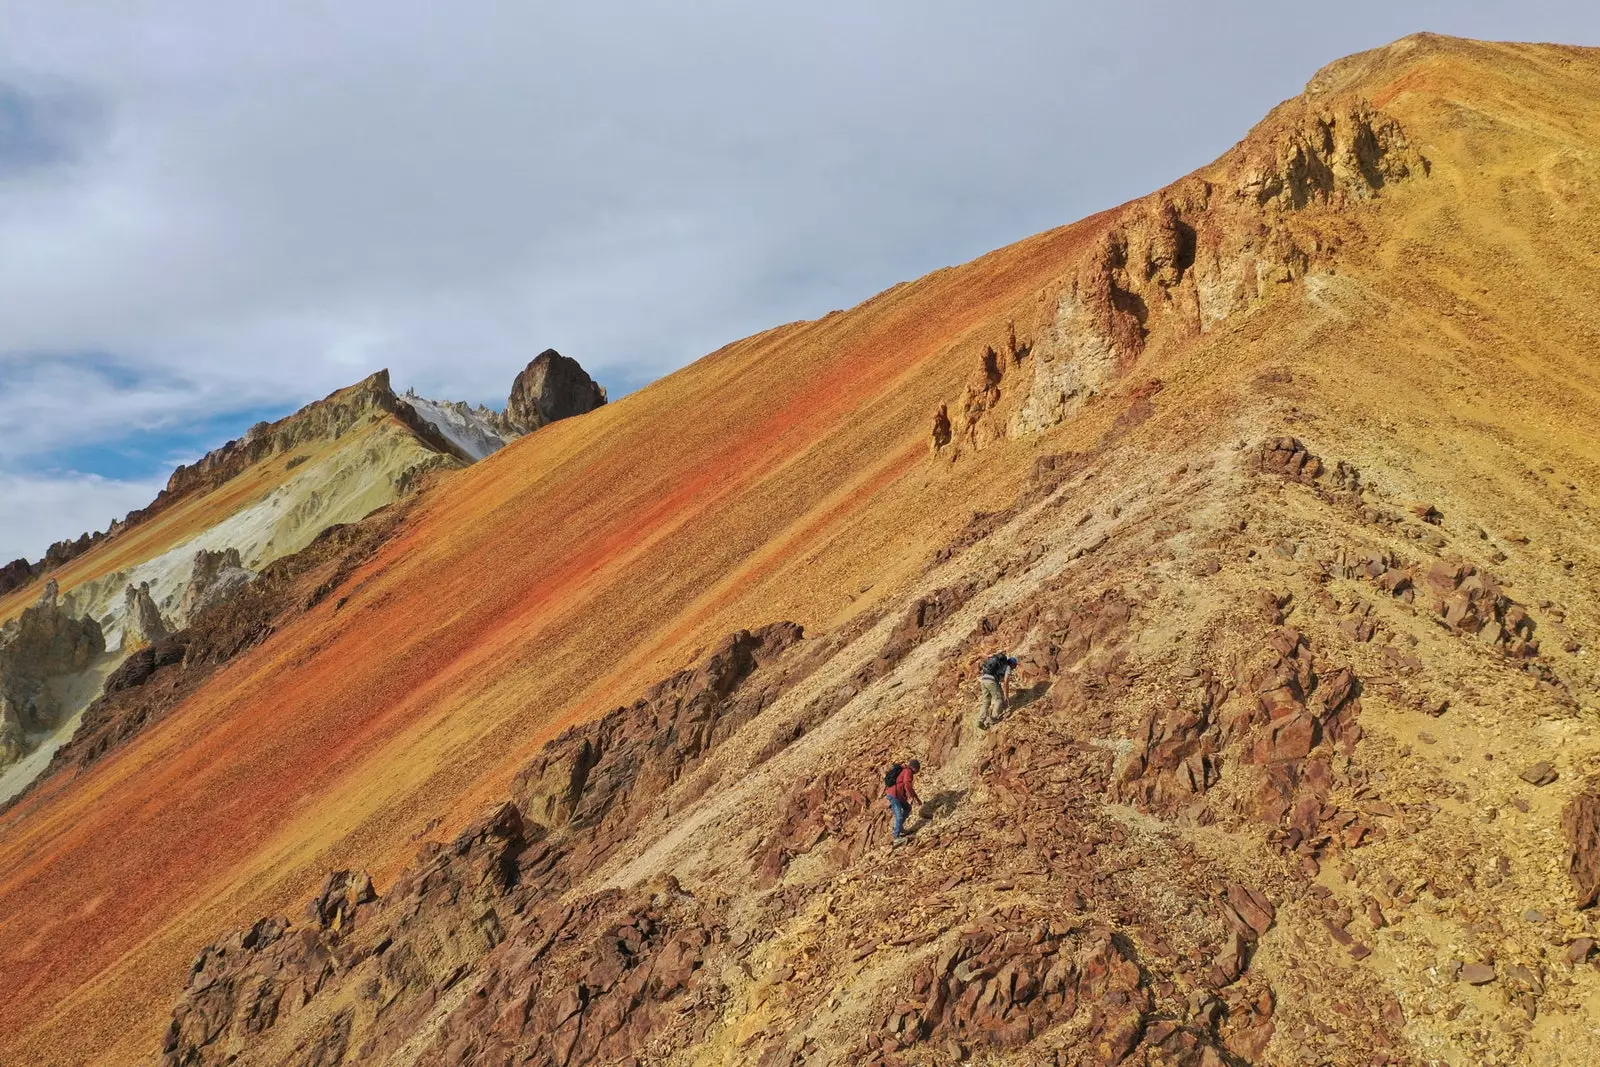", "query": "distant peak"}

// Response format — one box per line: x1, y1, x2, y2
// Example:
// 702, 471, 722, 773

503, 350, 607, 435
